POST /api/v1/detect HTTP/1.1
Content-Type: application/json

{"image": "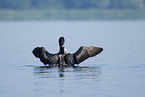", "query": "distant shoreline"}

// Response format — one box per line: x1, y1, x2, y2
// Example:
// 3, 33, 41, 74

0, 9, 145, 20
